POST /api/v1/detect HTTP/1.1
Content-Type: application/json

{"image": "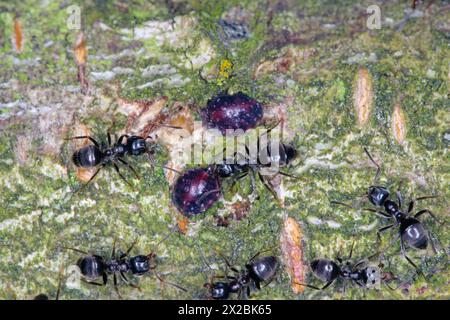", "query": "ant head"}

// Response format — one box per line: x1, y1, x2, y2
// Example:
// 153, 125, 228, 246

364, 266, 381, 288
283, 144, 298, 165
214, 164, 234, 178
368, 186, 390, 207
128, 136, 147, 156
129, 255, 151, 275
207, 282, 230, 300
